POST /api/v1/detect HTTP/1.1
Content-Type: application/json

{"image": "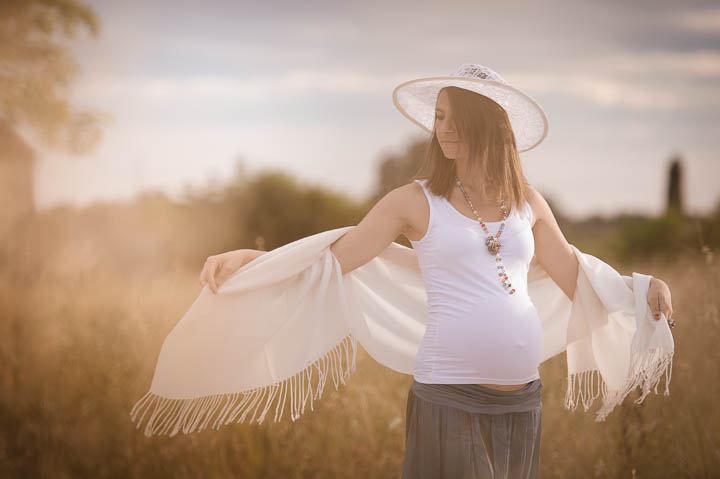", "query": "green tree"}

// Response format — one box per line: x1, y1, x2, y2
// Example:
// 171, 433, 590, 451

0, 0, 106, 153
